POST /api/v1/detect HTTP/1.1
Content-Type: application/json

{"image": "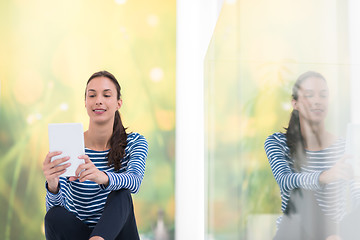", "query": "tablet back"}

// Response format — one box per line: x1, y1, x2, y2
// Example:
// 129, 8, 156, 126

48, 123, 85, 177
